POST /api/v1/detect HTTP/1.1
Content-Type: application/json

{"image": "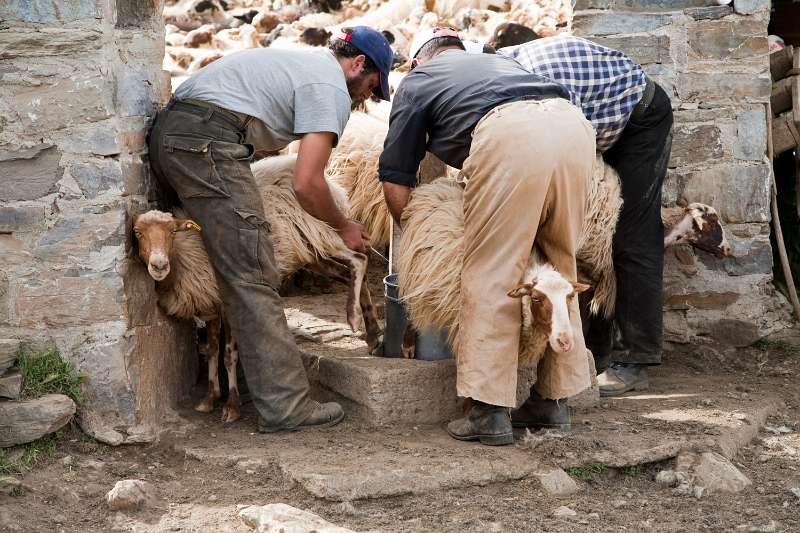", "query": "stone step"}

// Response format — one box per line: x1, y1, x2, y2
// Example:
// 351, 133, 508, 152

302, 352, 598, 427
